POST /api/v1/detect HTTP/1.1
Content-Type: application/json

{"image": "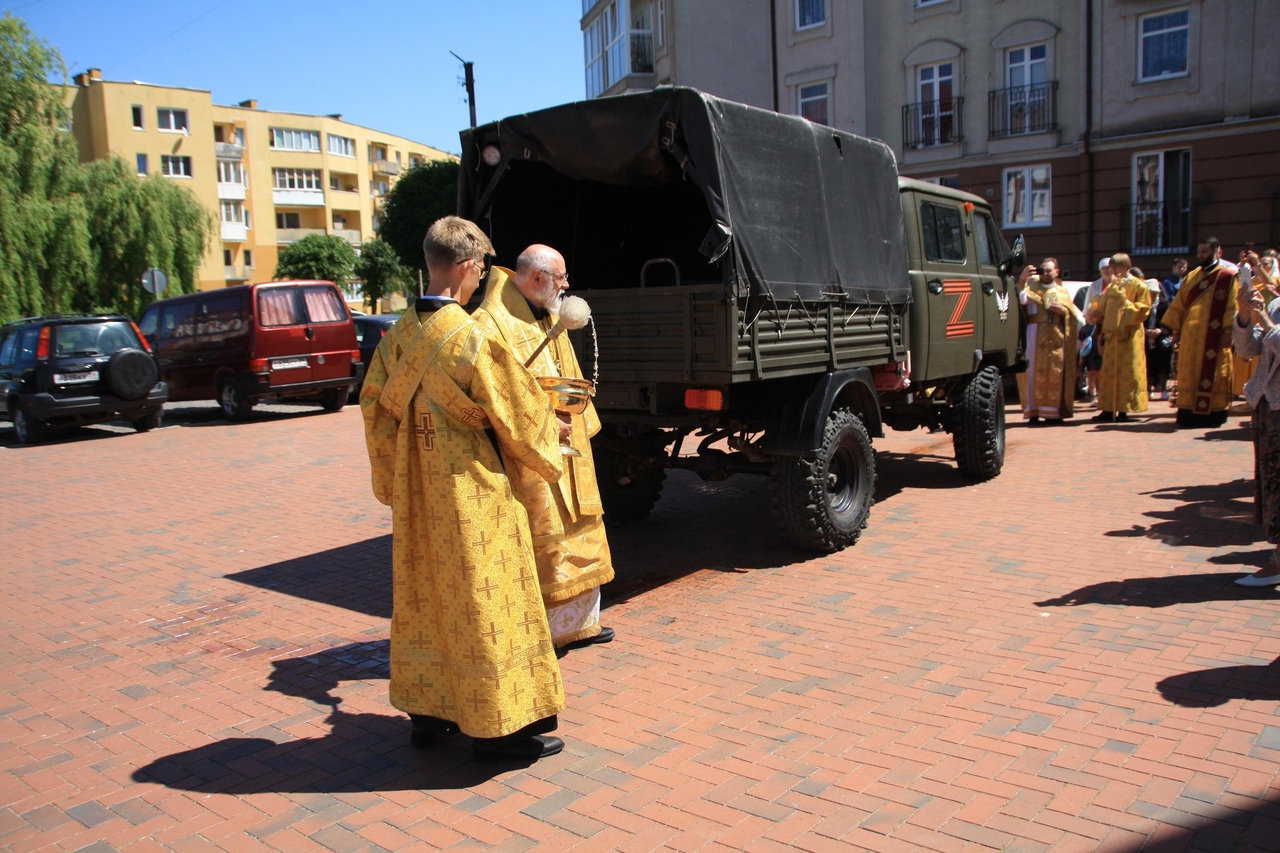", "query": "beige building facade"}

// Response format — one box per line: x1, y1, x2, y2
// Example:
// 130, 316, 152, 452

583, 0, 1280, 277
67, 69, 452, 293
